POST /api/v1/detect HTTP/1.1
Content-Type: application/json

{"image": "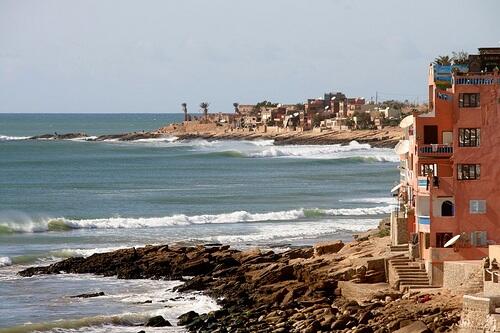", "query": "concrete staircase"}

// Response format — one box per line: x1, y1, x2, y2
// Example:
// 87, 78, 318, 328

390, 244, 409, 252
389, 256, 432, 291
